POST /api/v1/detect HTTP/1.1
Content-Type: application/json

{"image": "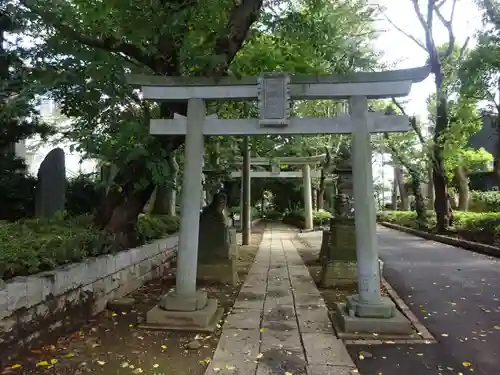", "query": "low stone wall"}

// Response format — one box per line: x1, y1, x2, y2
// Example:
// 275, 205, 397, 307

0, 235, 178, 365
